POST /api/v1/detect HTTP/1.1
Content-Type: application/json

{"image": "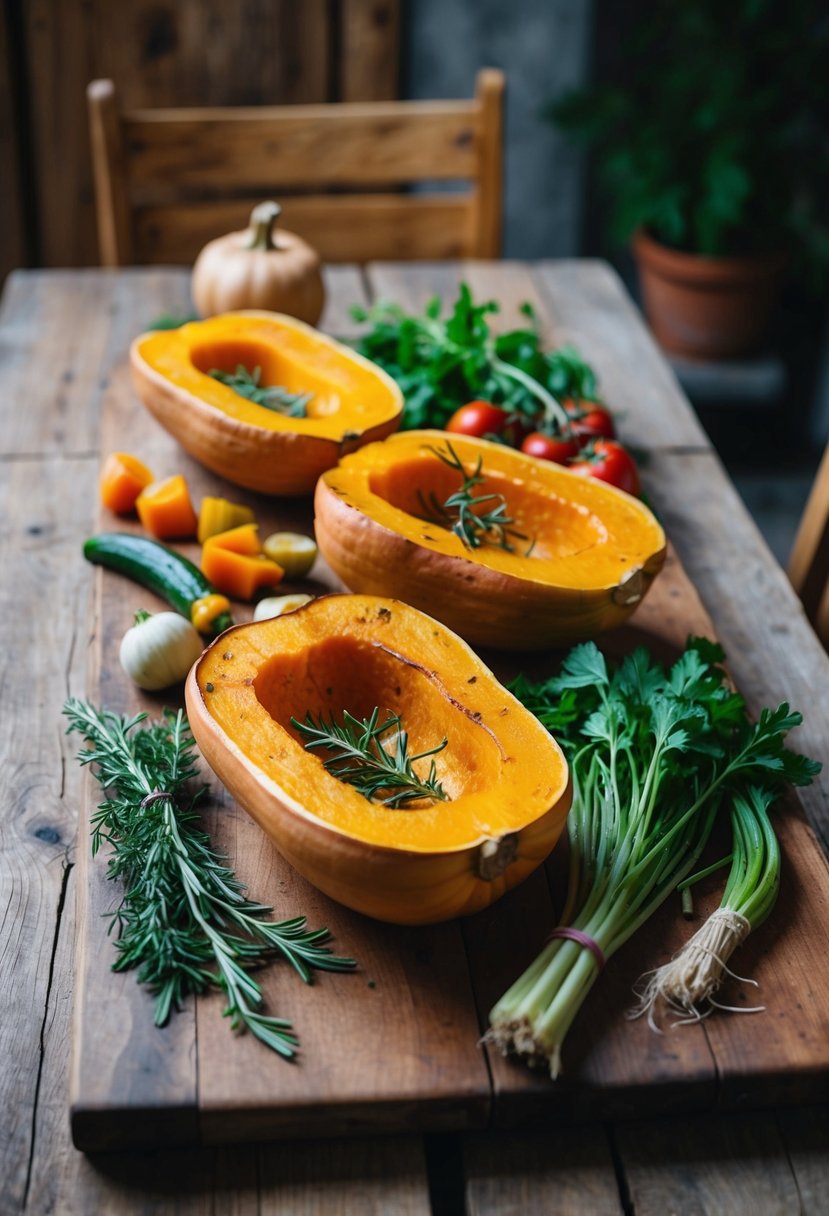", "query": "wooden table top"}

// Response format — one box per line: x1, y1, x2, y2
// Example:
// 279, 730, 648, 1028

2, 261, 828, 1215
